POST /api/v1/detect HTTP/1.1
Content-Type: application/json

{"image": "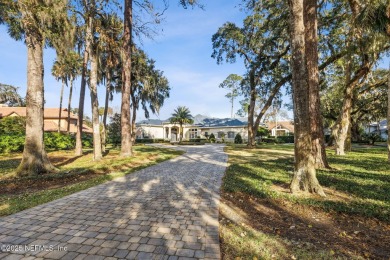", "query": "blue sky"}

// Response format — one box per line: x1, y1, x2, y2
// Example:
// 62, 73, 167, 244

0, 1, 388, 122
0, 0, 248, 121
